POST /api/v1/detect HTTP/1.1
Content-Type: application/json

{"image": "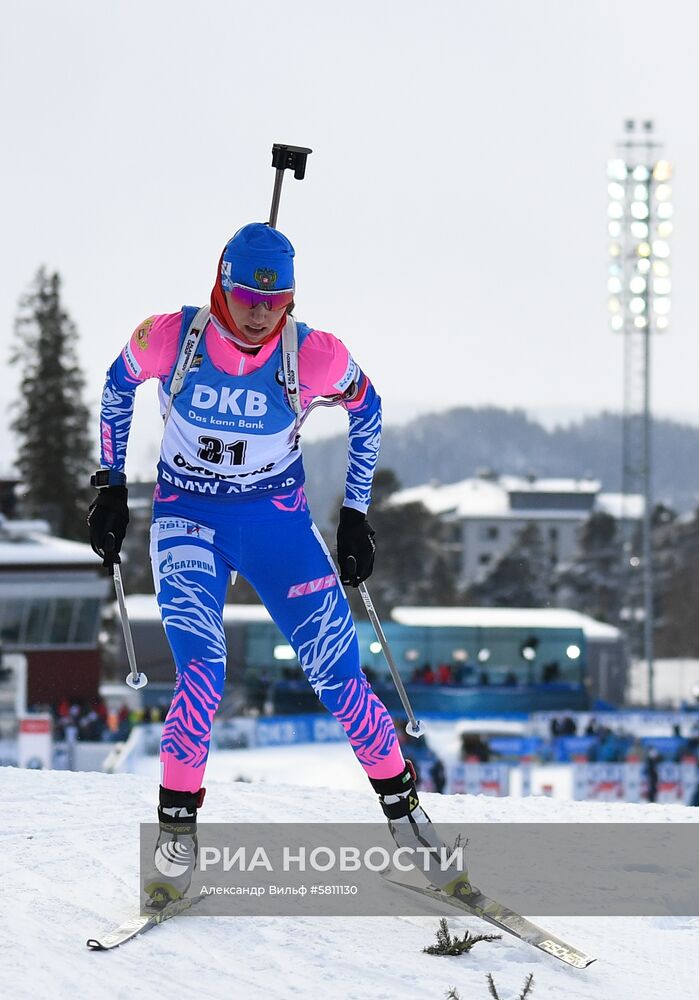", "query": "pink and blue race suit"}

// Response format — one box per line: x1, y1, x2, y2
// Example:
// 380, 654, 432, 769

99, 308, 405, 792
